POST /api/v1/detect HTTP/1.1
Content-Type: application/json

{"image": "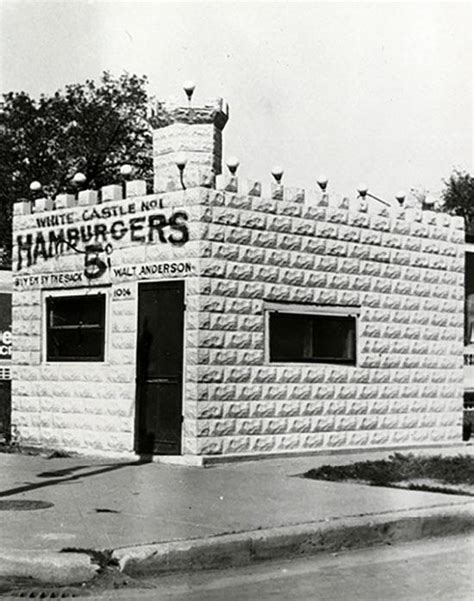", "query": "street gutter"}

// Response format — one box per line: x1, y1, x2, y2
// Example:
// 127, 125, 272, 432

1, 503, 473, 589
